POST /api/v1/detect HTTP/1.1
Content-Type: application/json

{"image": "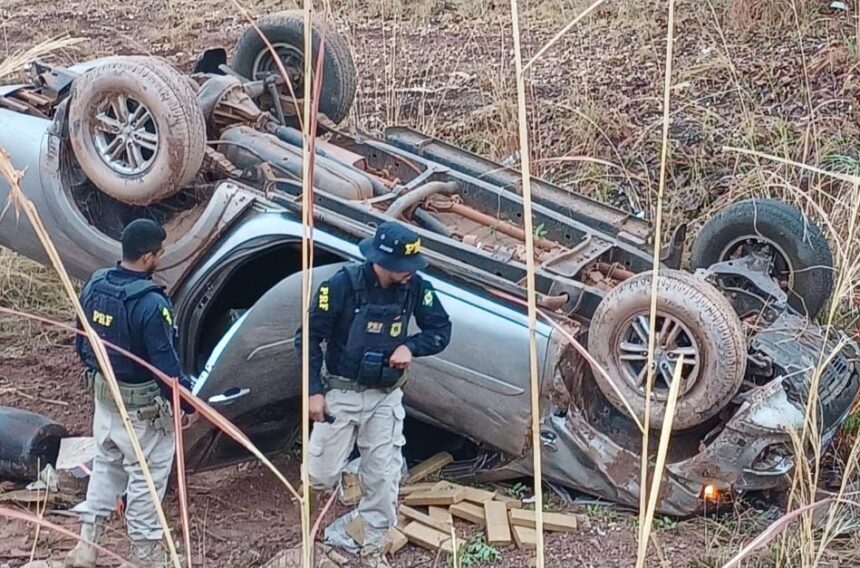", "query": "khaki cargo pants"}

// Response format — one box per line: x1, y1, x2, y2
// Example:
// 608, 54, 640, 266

72, 389, 175, 542
309, 385, 406, 550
